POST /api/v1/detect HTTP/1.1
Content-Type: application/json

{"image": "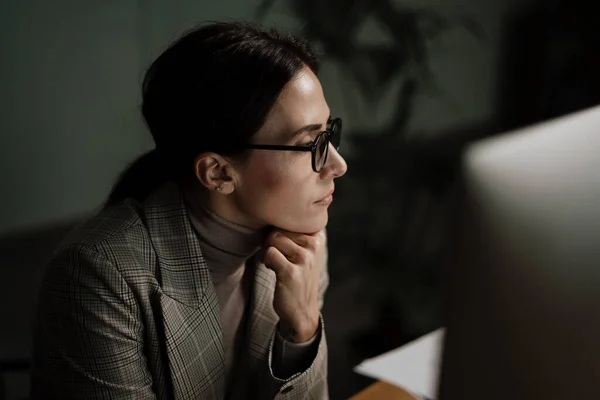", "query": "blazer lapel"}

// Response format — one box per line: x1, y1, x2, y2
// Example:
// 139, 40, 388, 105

144, 182, 225, 400
226, 259, 279, 400
247, 261, 279, 361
